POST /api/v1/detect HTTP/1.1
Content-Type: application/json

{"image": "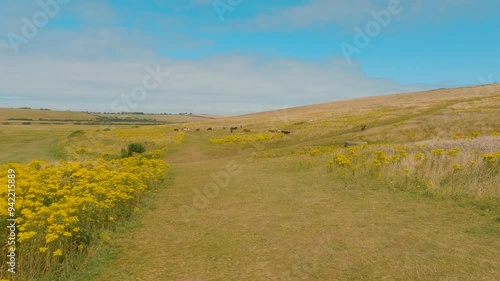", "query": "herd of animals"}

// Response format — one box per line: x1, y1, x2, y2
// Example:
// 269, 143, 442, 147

172, 124, 368, 134
173, 125, 291, 134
